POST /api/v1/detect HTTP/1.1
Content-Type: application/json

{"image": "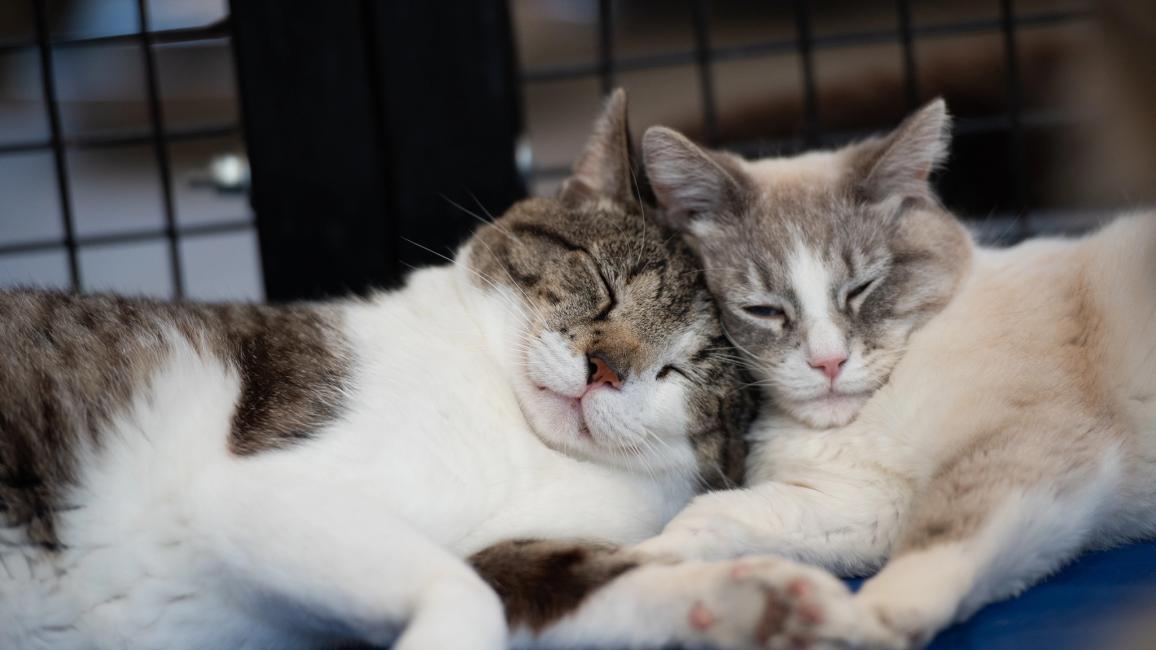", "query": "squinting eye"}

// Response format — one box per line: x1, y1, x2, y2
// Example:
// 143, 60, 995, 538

741, 305, 785, 319
846, 279, 877, 304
